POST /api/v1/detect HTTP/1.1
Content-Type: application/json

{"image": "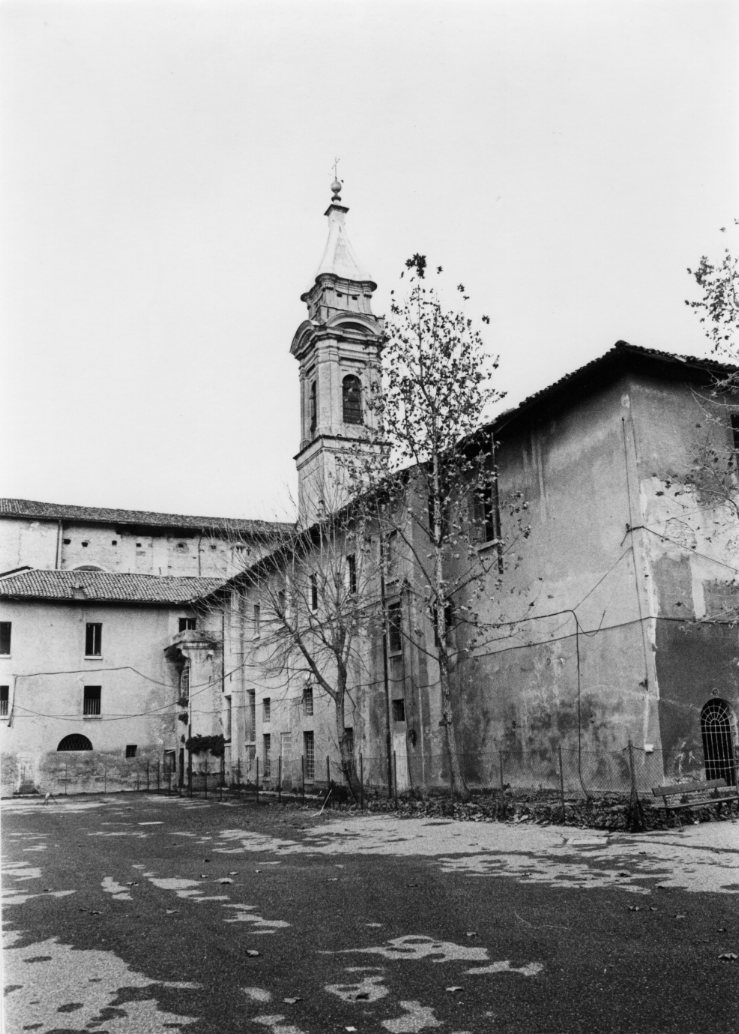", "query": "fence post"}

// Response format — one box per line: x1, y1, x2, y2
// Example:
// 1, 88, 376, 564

188, 752, 192, 797
103, 760, 107, 795
156, 761, 160, 793
499, 751, 505, 795
136, 770, 140, 792
393, 752, 398, 808
204, 756, 209, 799
627, 739, 645, 831
278, 755, 282, 803
146, 761, 150, 793
558, 745, 565, 822
256, 756, 260, 805
360, 753, 365, 811
236, 758, 241, 788
301, 755, 305, 802
326, 755, 331, 788
64, 761, 68, 795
